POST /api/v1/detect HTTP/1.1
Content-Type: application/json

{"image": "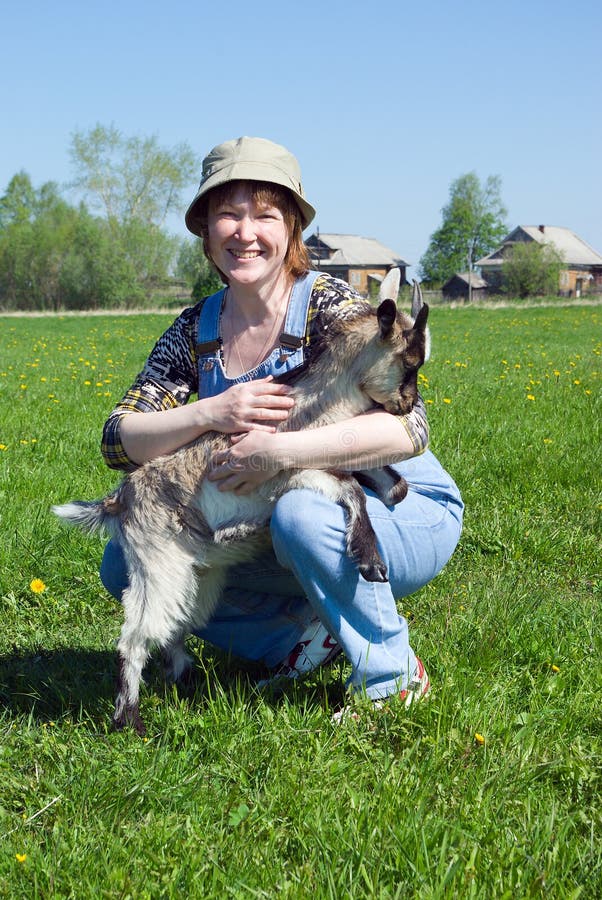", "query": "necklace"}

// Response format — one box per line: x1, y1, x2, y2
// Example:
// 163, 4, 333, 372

223, 287, 289, 375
